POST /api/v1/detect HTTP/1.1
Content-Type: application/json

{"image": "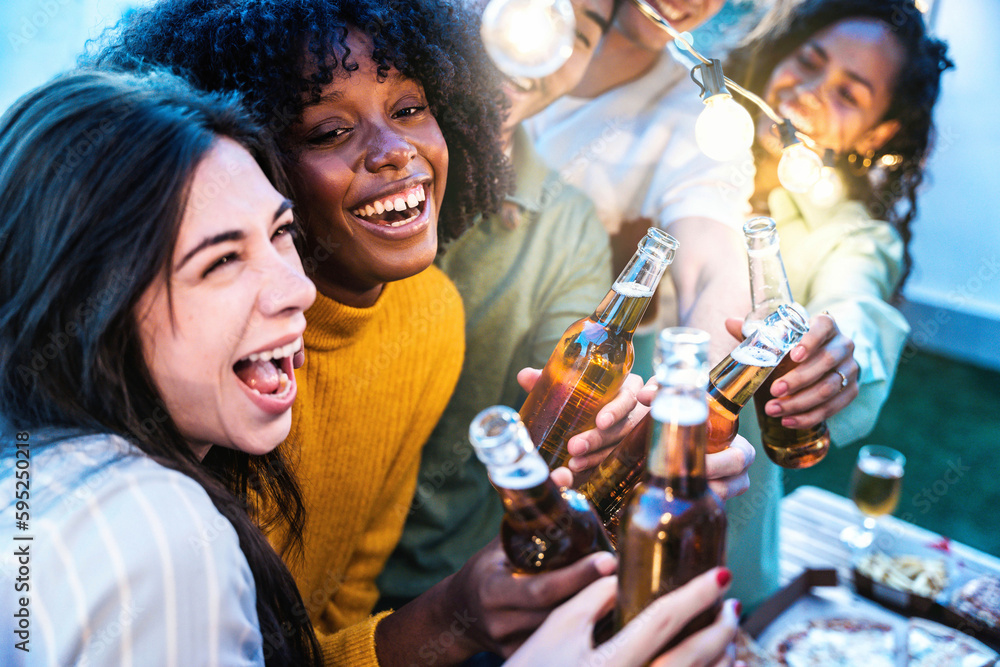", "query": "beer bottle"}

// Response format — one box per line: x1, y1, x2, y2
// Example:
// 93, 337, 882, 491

744, 216, 831, 469
580, 303, 810, 537
616, 328, 726, 643
520, 228, 678, 469
469, 405, 614, 573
